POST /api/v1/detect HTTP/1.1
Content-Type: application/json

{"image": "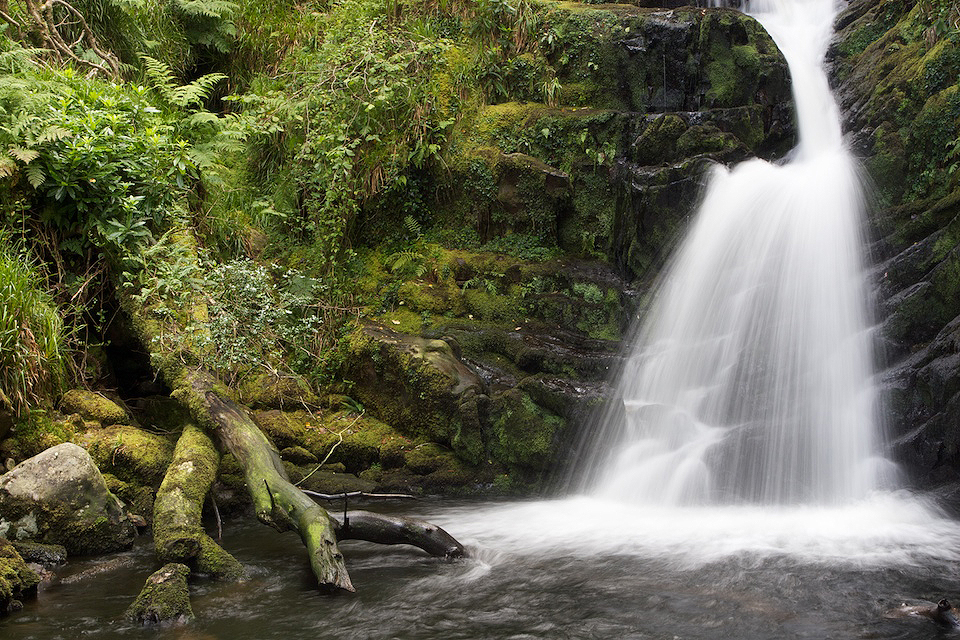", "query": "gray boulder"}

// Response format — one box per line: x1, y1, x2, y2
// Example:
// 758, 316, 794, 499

0, 443, 136, 555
